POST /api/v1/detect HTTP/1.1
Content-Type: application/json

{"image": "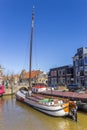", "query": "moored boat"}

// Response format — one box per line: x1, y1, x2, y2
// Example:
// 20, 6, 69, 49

16, 88, 77, 121
77, 101, 87, 112
0, 85, 5, 97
